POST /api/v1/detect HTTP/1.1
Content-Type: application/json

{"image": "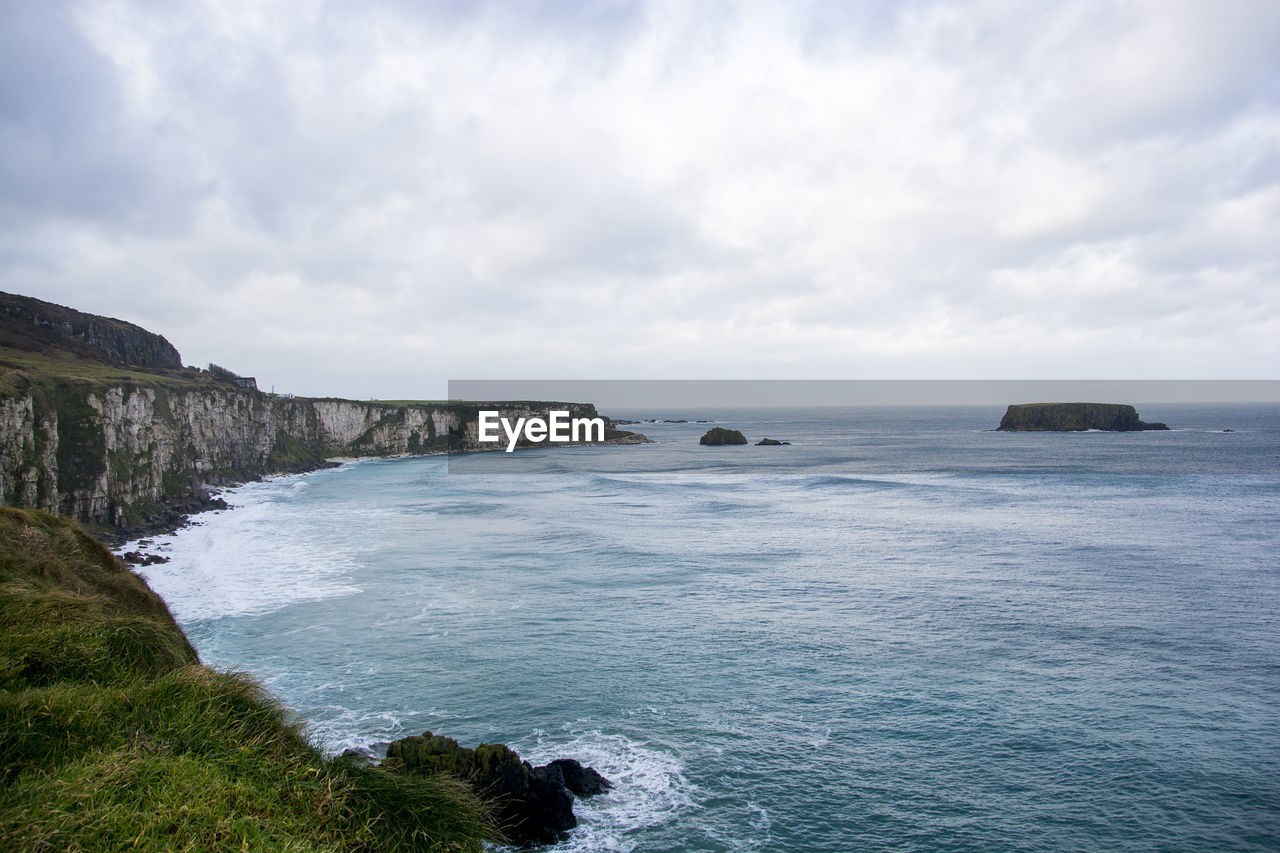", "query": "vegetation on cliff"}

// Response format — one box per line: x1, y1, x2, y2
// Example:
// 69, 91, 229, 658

0, 508, 494, 851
